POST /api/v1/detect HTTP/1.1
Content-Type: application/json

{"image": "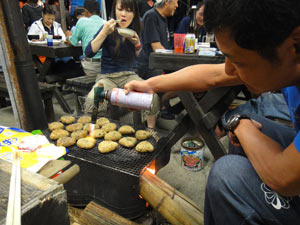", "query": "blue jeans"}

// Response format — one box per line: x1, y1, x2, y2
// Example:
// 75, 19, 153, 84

221, 92, 291, 128
205, 114, 300, 225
